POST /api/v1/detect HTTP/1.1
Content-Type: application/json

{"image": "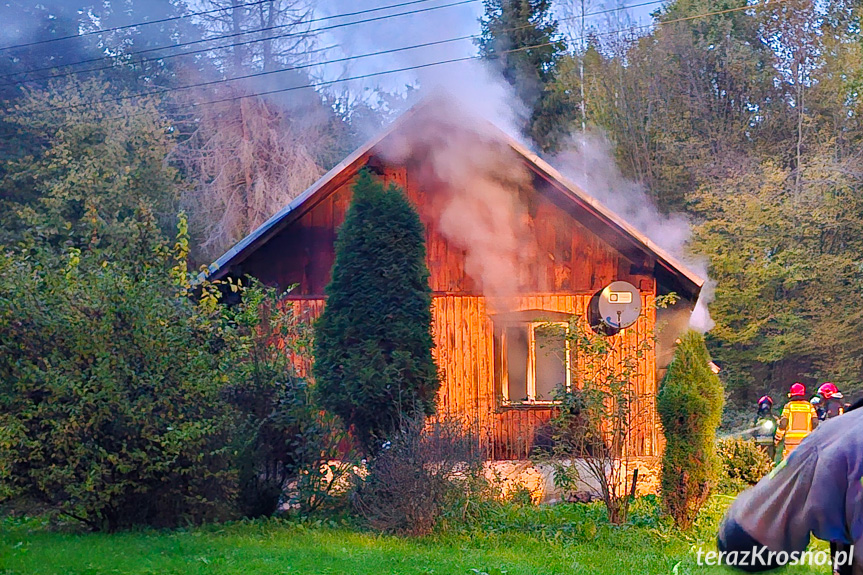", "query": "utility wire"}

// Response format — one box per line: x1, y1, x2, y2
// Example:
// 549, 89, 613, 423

174, 0, 771, 110
20, 0, 667, 107
1, 0, 668, 86
20, 0, 671, 112
26, 0, 775, 121
0, 0, 471, 83
34, 35, 480, 113
0, 0, 276, 52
